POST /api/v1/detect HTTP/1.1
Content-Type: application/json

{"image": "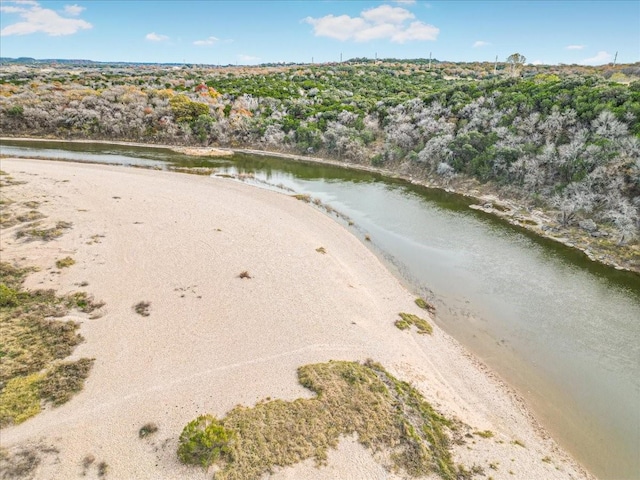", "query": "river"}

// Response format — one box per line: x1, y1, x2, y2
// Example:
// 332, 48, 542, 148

1, 139, 639, 479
